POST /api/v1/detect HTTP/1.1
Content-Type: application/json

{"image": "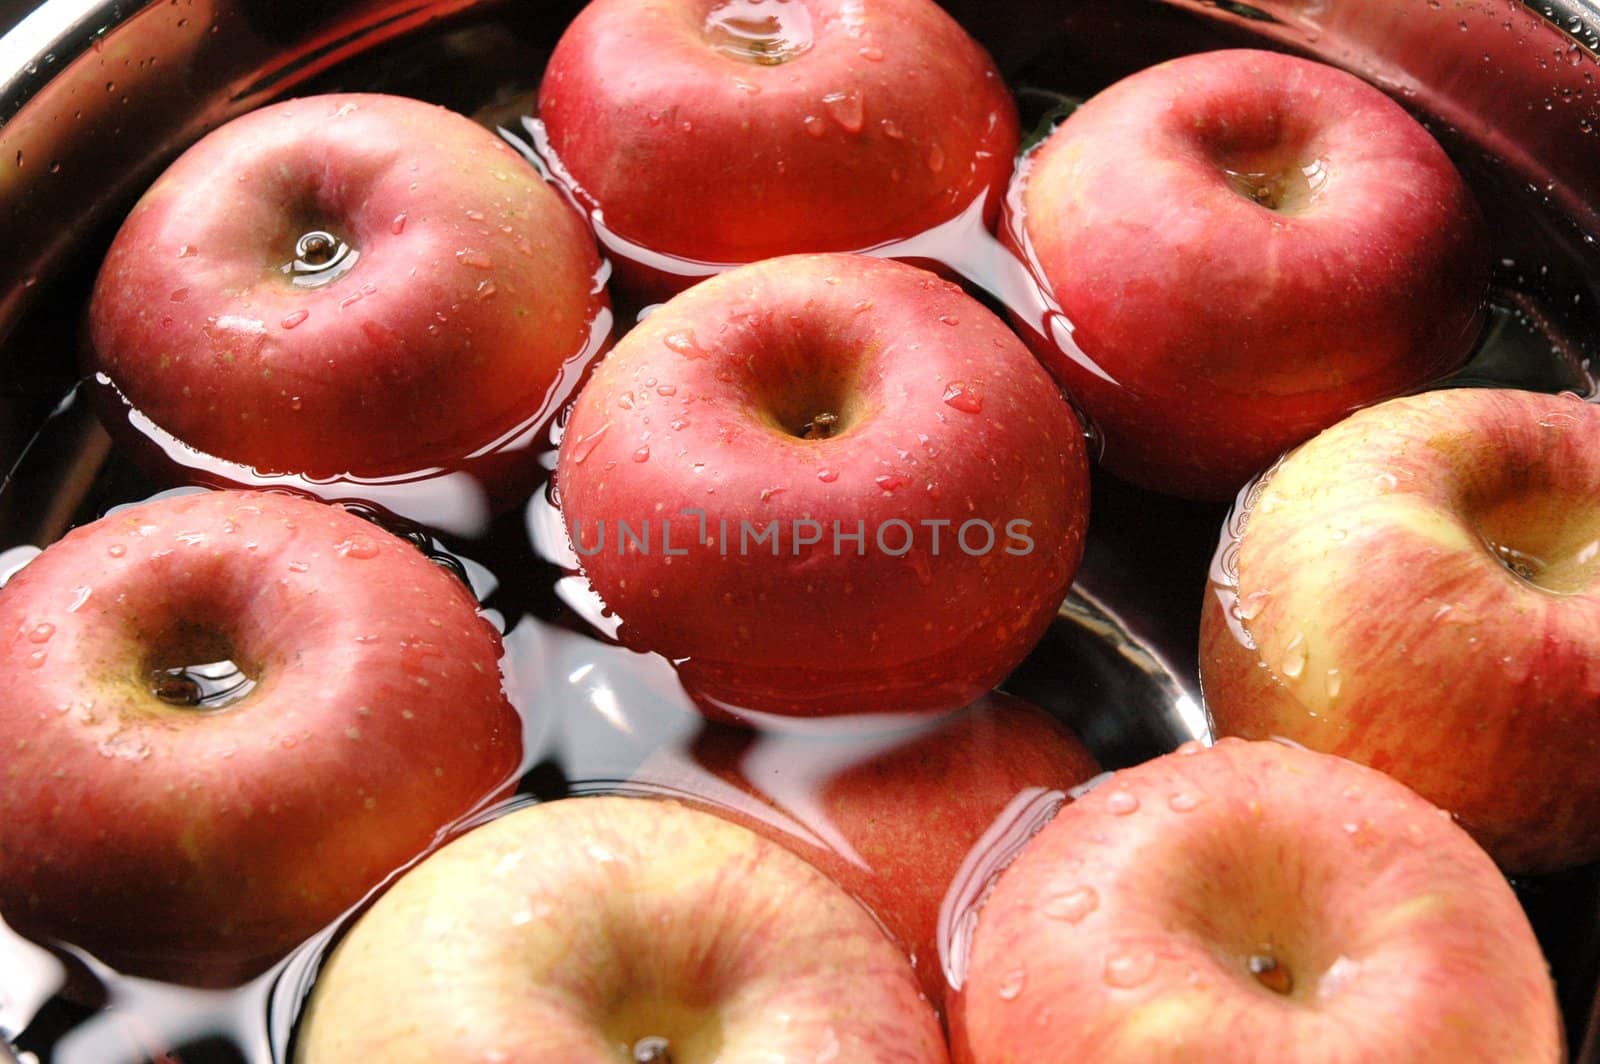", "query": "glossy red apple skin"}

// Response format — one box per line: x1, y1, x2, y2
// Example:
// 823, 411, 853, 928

88, 92, 607, 481
556, 253, 1090, 718
953, 738, 1563, 1063
0, 490, 522, 986
295, 796, 949, 1063
538, 0, 1019, 299
1201, 387, 1600, 874
1008, 48, 1488, 500
632, 692, 1101, 1009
